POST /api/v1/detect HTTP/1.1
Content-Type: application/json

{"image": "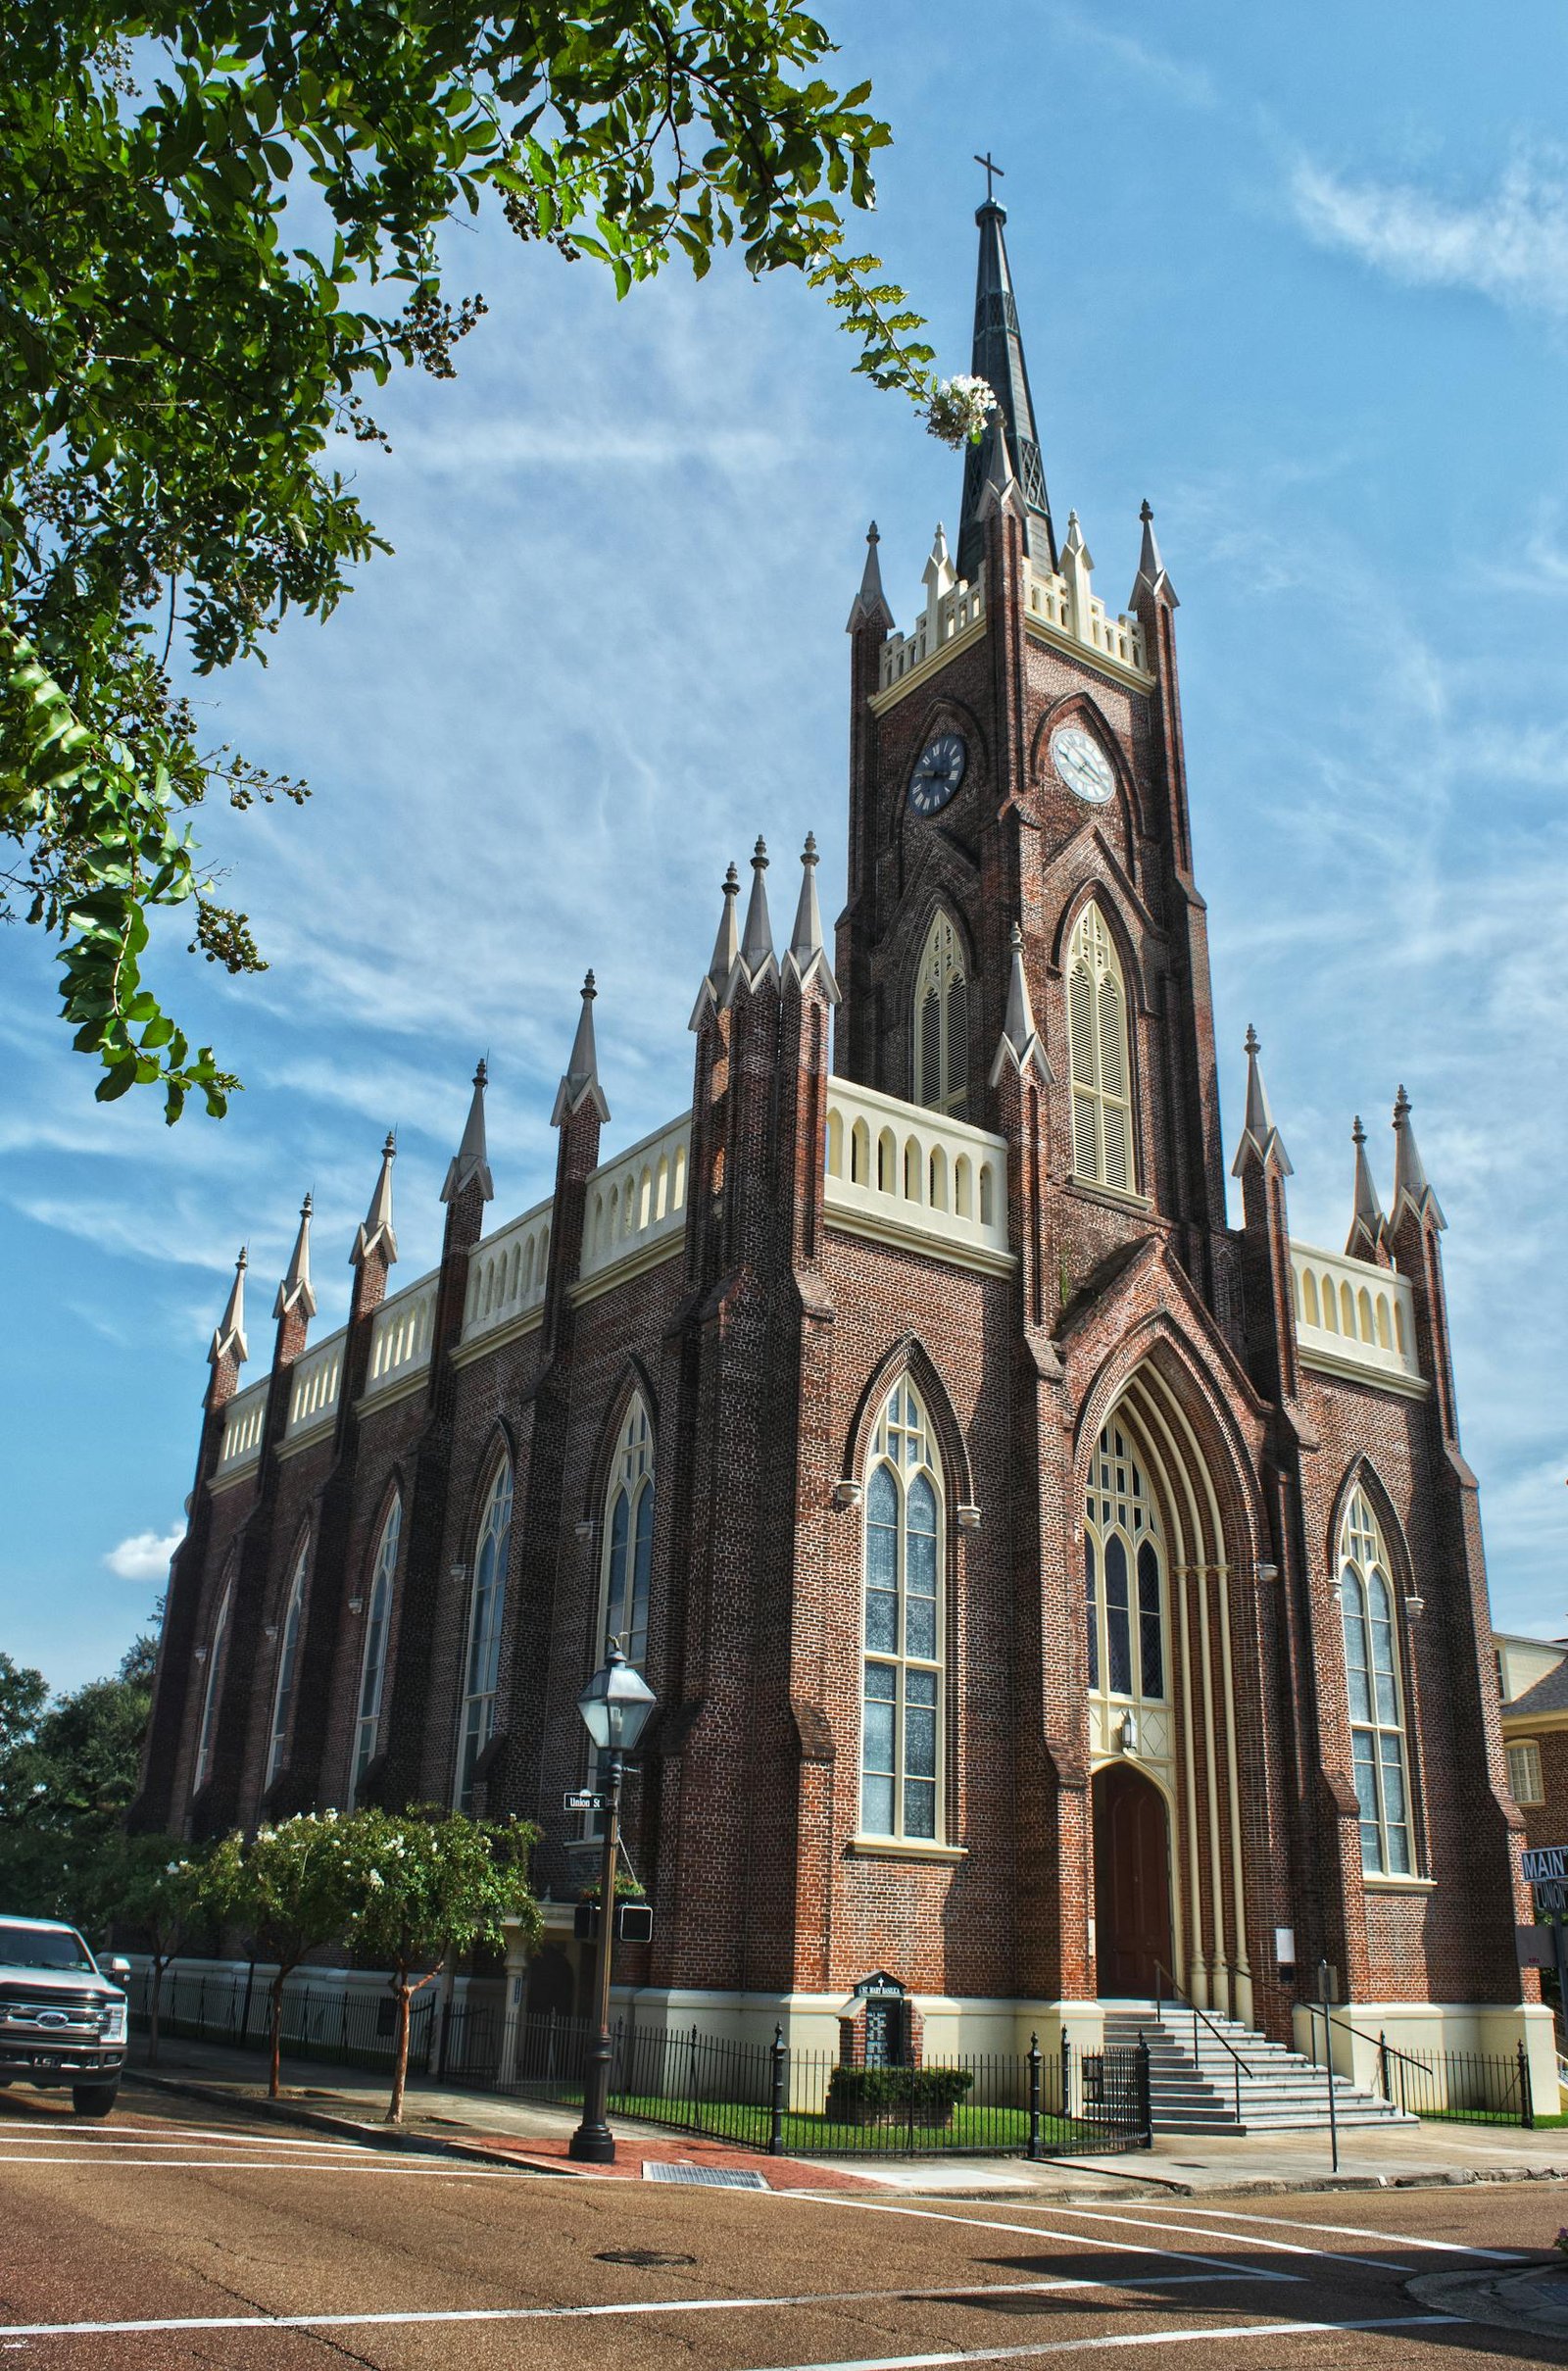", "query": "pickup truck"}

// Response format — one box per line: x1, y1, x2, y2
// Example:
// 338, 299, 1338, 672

0, 1916, 129, 2116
